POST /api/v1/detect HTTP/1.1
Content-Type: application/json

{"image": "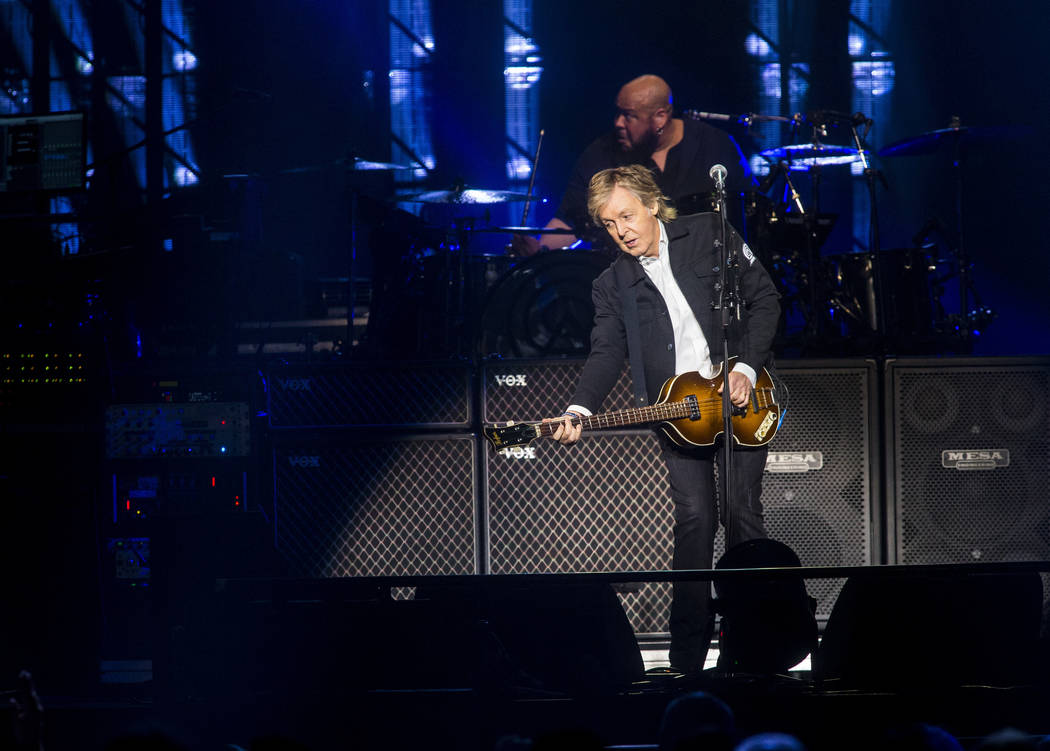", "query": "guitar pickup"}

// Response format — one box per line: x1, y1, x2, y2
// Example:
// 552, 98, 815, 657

685, 394, 701, 421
